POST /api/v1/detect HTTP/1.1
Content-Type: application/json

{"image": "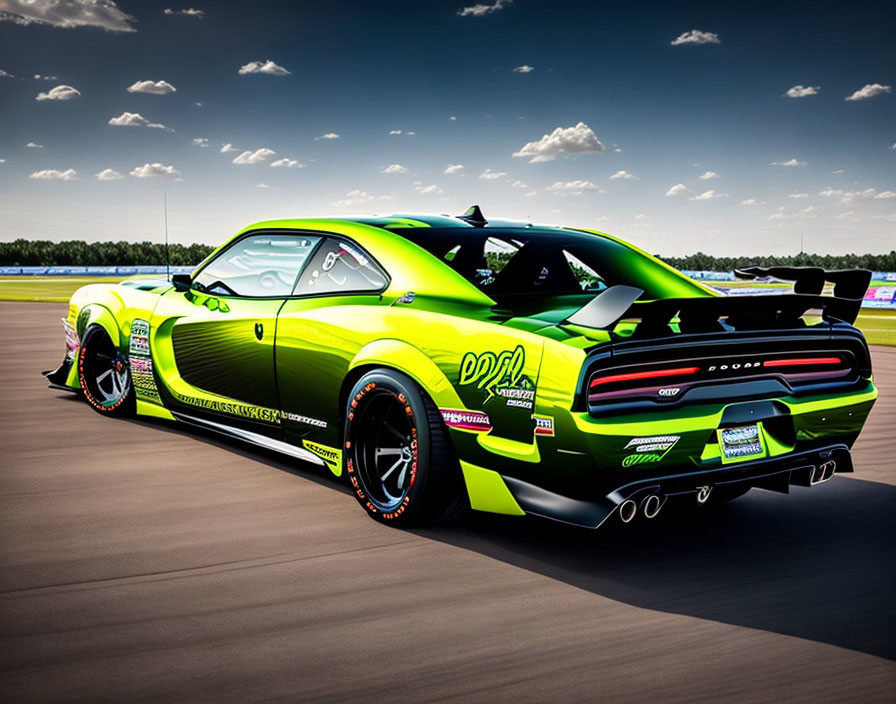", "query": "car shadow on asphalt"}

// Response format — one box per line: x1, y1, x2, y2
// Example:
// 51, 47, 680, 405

416, 478, 896, 662
115, 408, 896, 663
